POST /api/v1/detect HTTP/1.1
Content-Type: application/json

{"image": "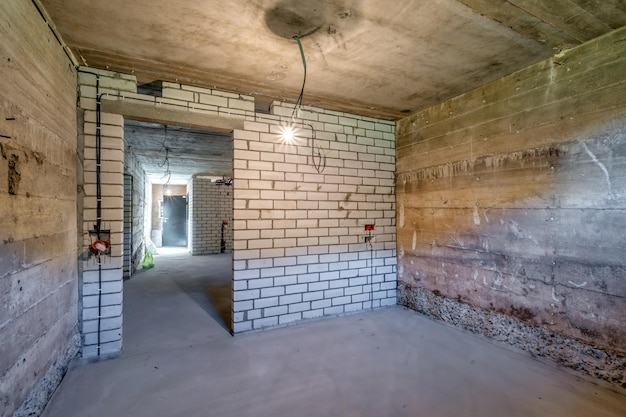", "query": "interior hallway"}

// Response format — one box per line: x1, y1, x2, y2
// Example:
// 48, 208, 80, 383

41, 250, 626, 417
123, 247, 232, 356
